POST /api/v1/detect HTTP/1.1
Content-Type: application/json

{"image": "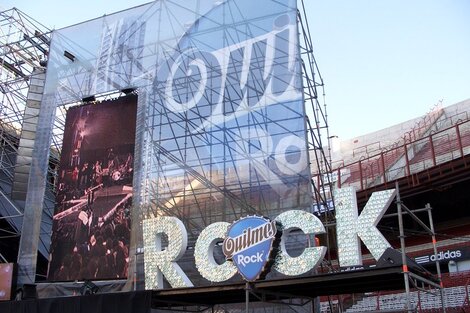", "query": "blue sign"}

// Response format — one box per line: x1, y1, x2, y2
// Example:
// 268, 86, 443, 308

223, 216, 280, 281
